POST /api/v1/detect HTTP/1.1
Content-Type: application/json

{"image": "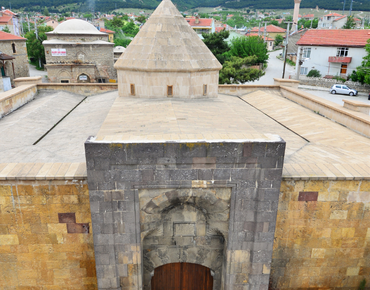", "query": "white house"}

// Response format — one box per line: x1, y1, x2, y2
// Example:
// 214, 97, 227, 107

296, 29, 369, 78
318, 13, 343, 28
